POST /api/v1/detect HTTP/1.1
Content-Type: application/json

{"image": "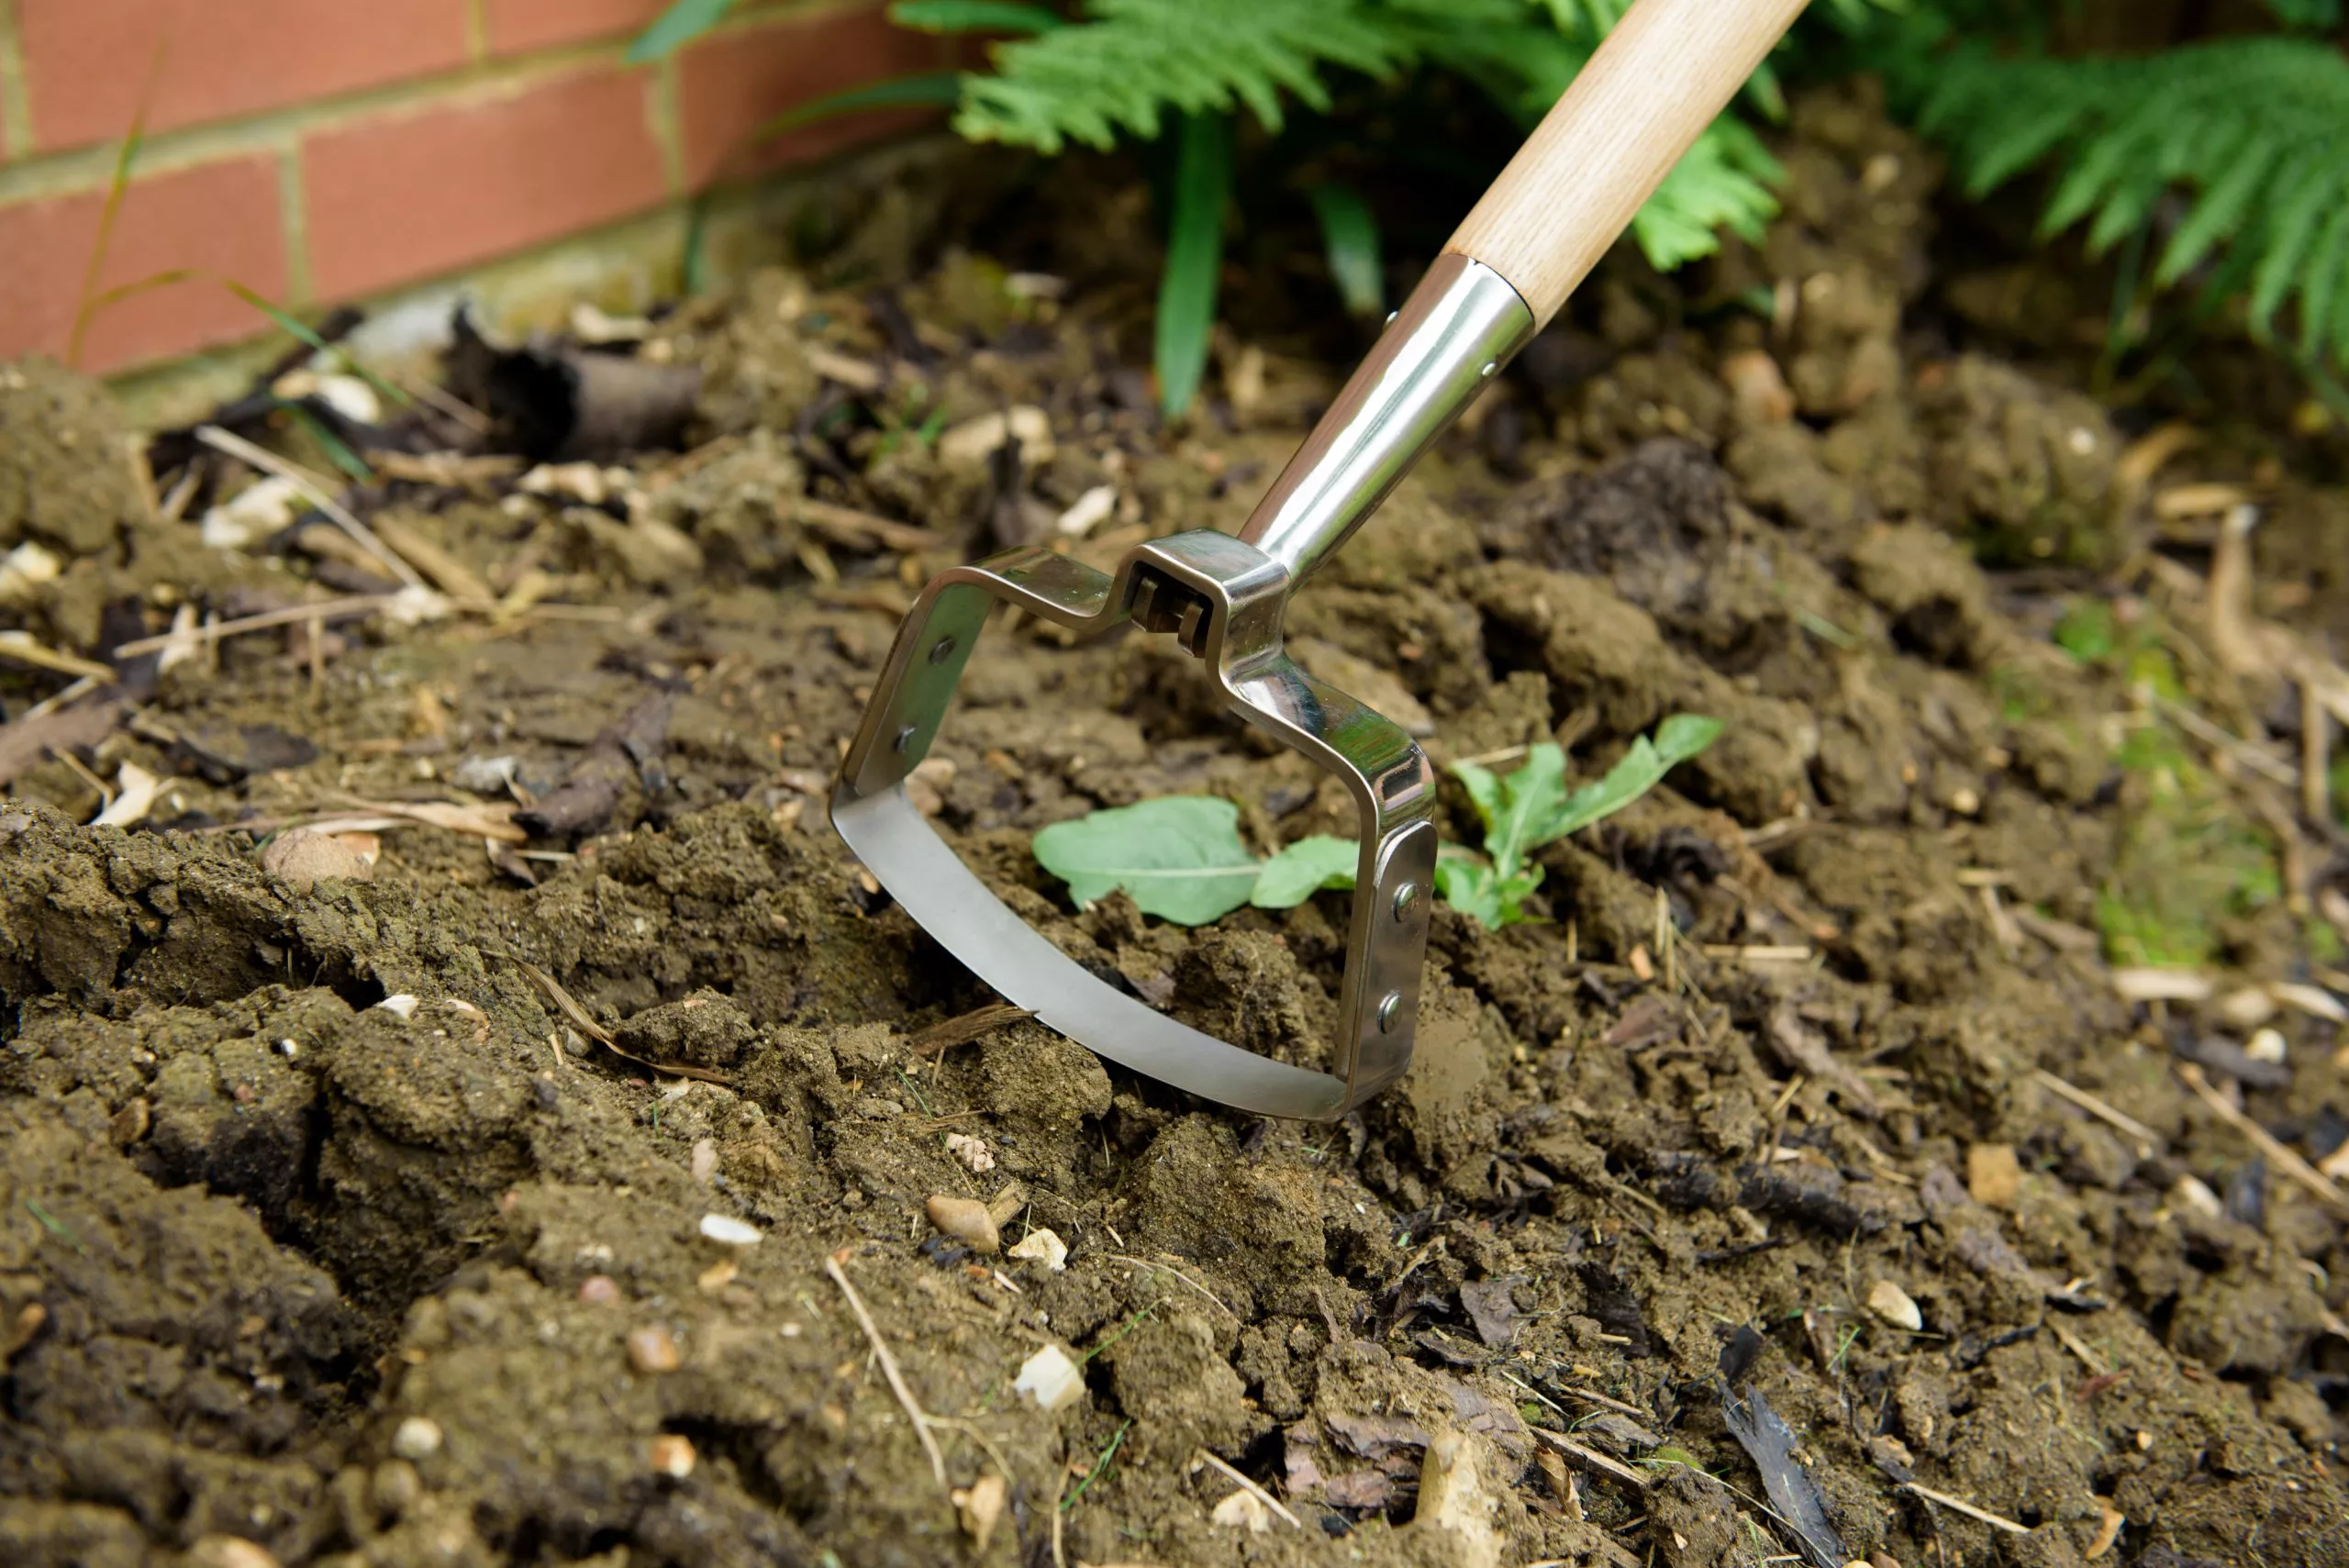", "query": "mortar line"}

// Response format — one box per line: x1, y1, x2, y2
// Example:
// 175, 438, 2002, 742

461, 0, 490, 61
0, 0, 36, 161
